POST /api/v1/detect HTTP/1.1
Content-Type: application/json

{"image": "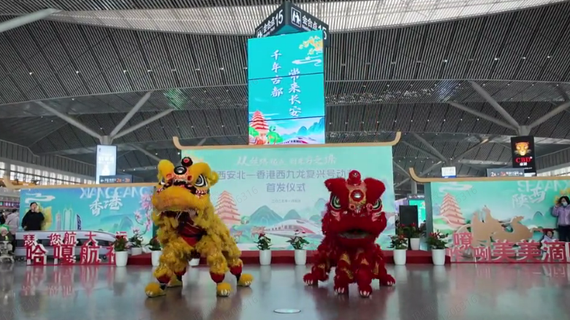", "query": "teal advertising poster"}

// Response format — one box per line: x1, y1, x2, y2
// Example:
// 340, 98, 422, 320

182, 145, 396, 250
430, 180, 562, 240
247, 30, 325, 145
19, 186, 154, 242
